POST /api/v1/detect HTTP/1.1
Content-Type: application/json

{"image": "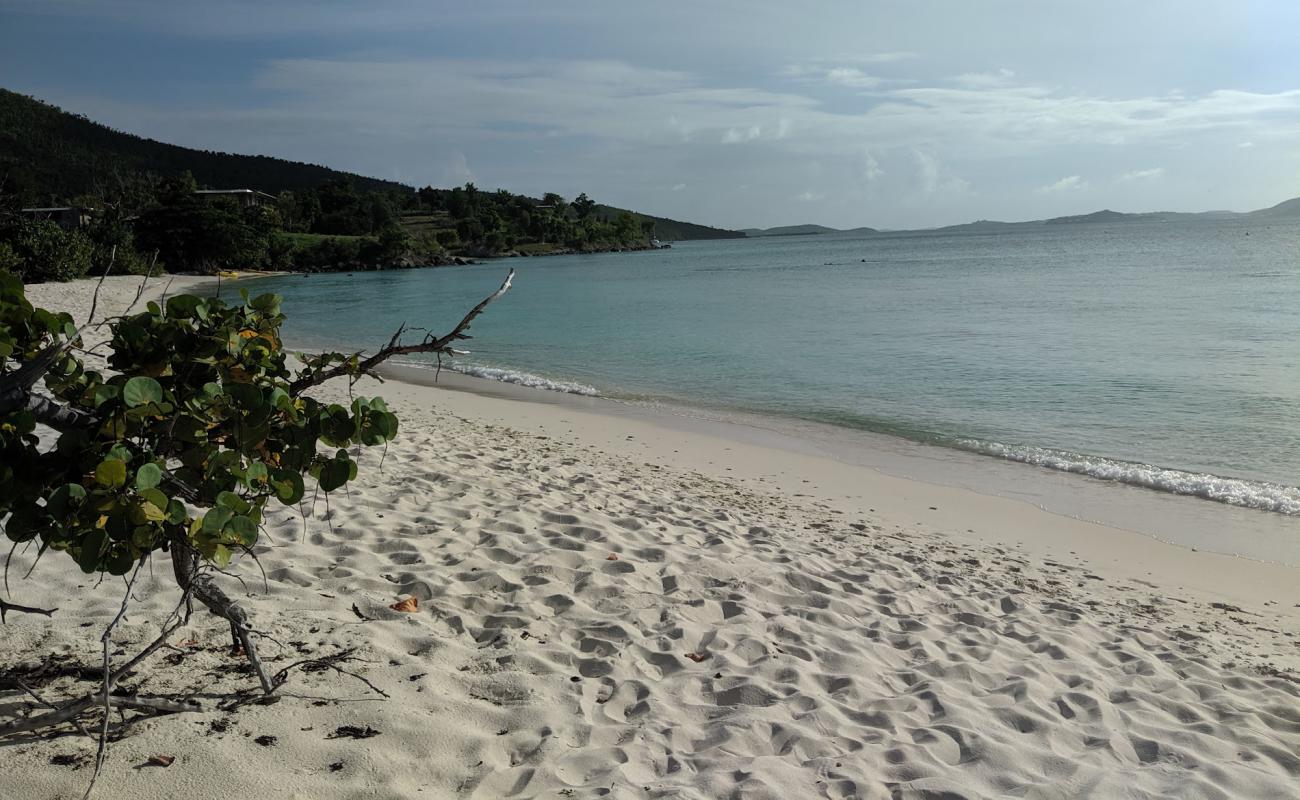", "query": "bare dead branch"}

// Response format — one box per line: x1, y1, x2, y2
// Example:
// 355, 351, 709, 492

116, 252, 159, 321
271, 648, 389, 699
85, 246, 116, 327
13, 678, 96, 741
84, 559, 146, 799
0, 694, 208, 737
0, 582, 195, 742
0, 598, 57, 623
289, 269, 514, 394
